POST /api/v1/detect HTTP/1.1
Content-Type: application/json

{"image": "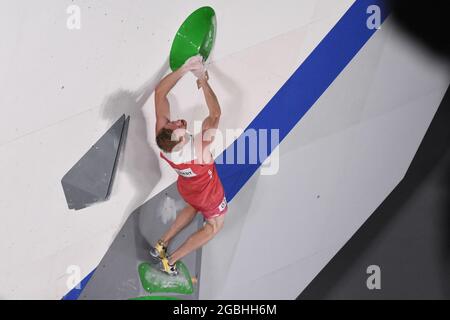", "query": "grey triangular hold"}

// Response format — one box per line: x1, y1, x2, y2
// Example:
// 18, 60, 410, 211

61, 114, 129, 210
